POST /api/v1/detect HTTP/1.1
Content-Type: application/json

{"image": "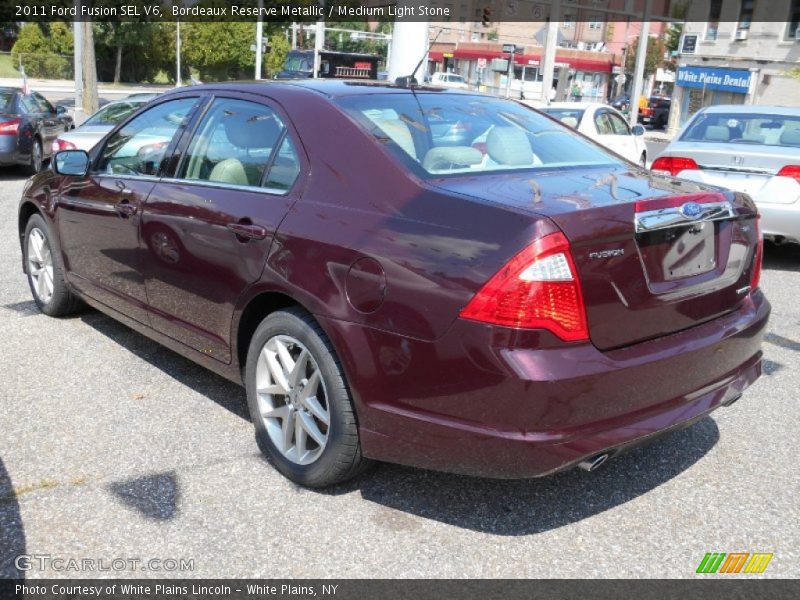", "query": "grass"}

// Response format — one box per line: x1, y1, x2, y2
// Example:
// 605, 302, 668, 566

0, 53, 20, 78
